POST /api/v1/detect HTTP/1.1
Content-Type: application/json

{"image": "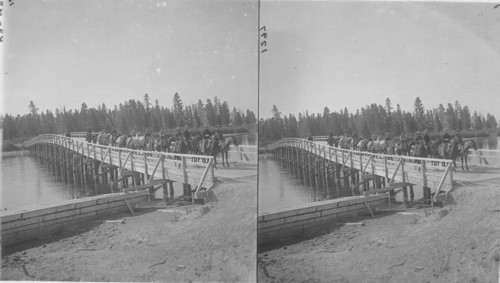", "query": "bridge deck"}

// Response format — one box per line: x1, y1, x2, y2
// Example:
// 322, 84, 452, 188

268, 138, 454, 200
23, 134, 217, 195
